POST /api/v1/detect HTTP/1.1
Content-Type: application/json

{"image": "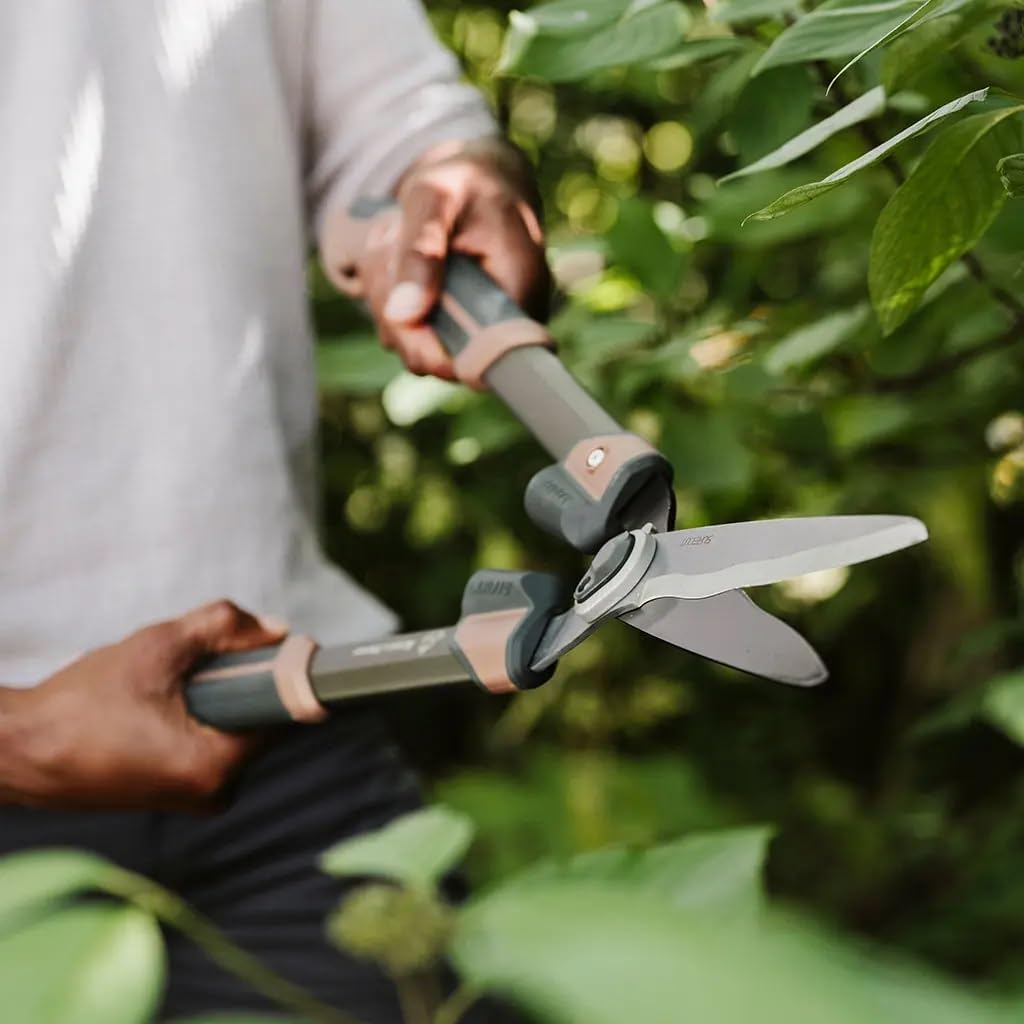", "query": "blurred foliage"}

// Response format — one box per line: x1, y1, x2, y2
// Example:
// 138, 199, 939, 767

7, 0, 1024, 1020
310, 0, 1024, 997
